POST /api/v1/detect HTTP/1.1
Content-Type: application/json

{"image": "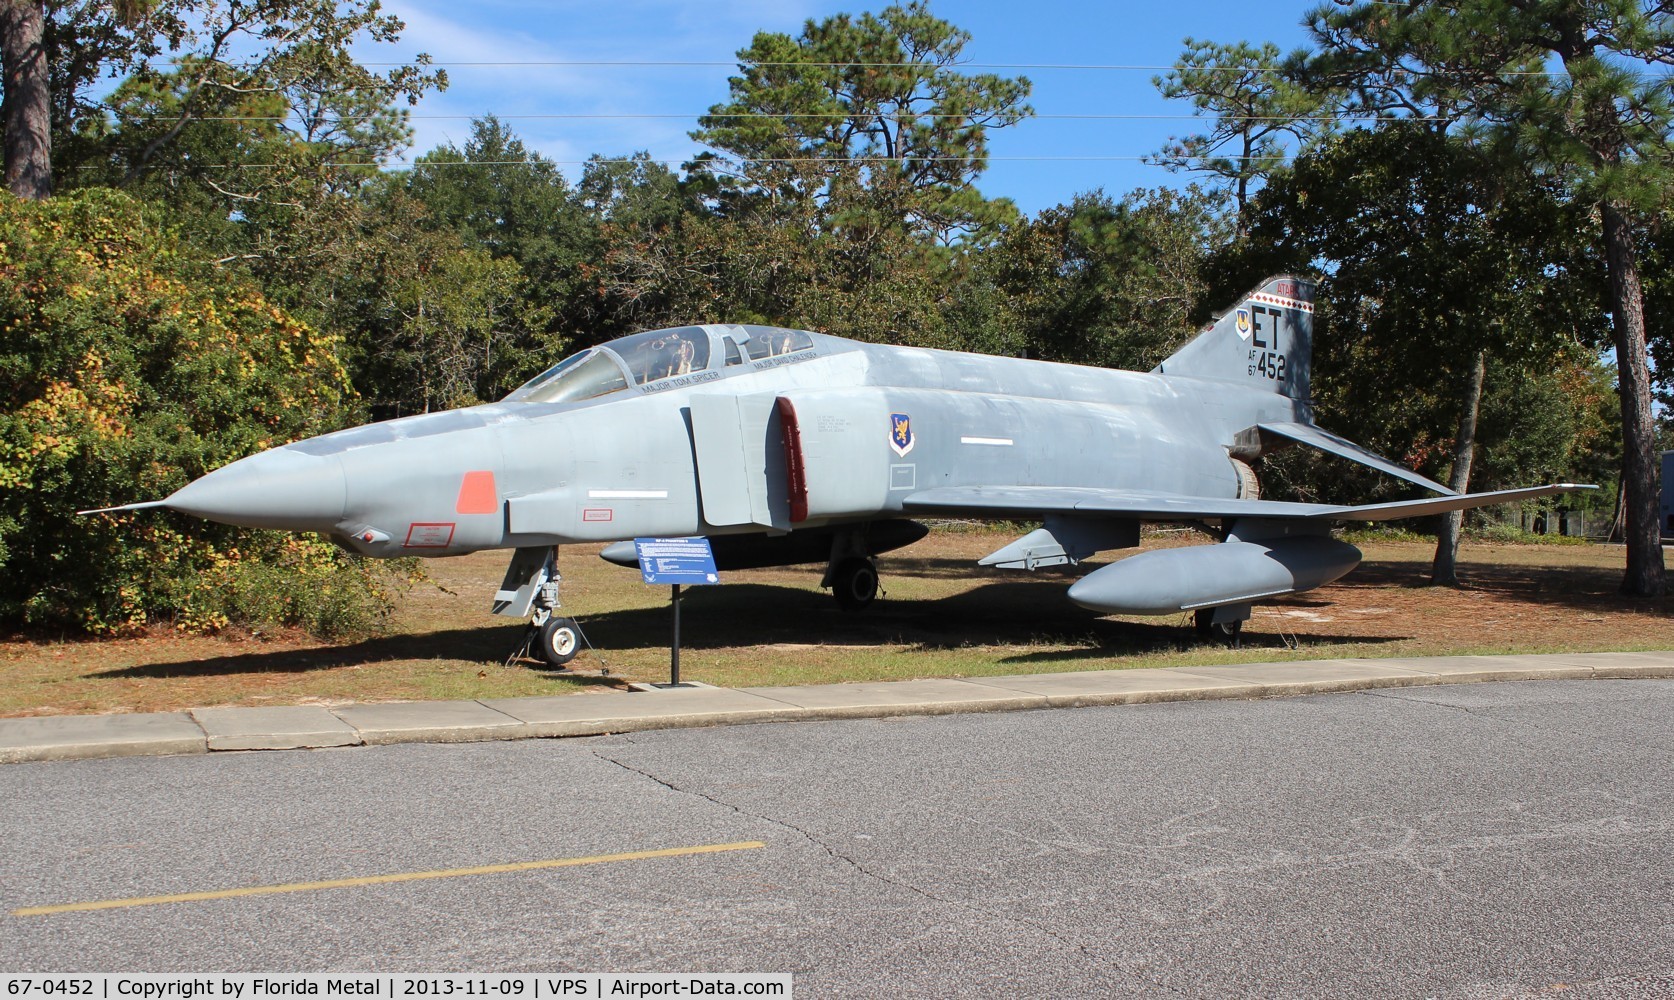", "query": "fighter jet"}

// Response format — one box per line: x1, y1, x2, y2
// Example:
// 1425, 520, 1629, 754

87, 275, 1590, 667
